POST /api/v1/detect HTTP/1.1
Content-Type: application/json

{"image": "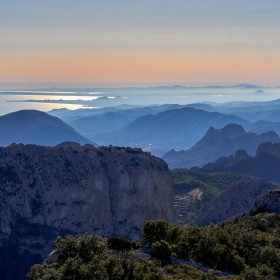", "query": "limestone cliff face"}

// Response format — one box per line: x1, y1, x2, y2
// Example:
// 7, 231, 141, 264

0, 143, 174, 280
248, 189, 280, 215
